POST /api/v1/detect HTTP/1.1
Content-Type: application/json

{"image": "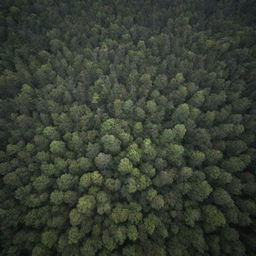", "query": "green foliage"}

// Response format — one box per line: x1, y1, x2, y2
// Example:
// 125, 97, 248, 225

172, 104, 190, 124
68, 226, 80, 244
77, 195, 96, 215
110, 205, 129, 224
184, 208, 201, 227
91, 171, 103, 186
94, 153, 112, 170
142, 138, 157, 161
144, 213, 159, 235
57, 174, 76, 191
101, 119, 120, 135
213, 188, 235, 208
189, 180, 212, 202
104, 178, 121, 192
101, 134, 121, 155
78, 157, 91, 172
160, 129, 175, 144
153, 170, 175, 187
69, 209, 82, 226
127, 225, 138, 241
189, 151, 205, 167
50, 190, 64, 205
79, 173, 92, 189
41, 230, 58, 248
203, 205, 226, 233
167, 144, 184, 166
118, 158, 133, 175
43, 126, 59, 140
1, 1, 256, 255
50, 141, 66, 156
126, 143, 141, 164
